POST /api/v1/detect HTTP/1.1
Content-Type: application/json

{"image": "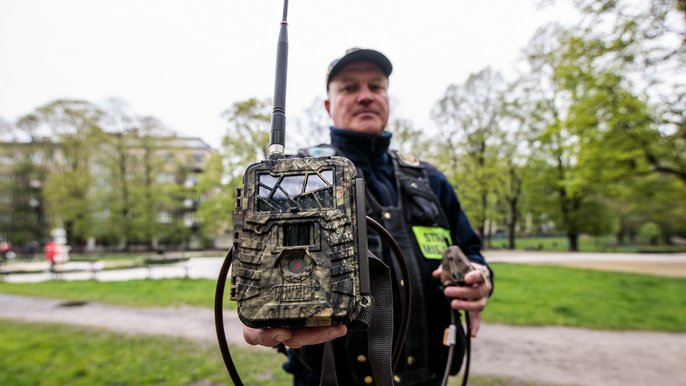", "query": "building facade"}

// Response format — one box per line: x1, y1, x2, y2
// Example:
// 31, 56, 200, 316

0, 135, 216, 254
